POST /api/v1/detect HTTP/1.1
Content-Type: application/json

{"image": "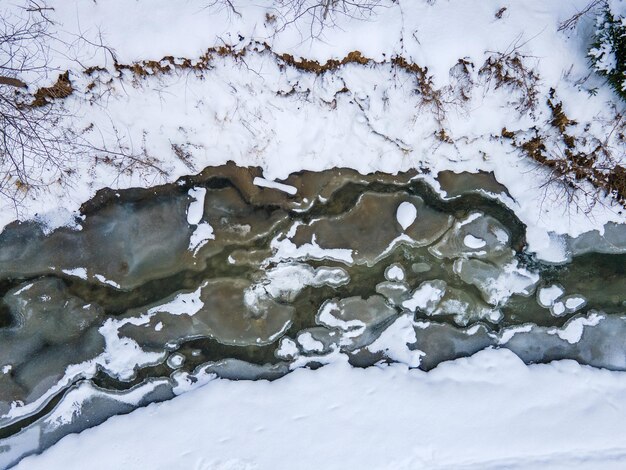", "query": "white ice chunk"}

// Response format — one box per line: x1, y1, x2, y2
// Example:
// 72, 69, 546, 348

253, 177, 297, 195
551, 301, 566, 317
367, 314, 424, 368
62, 267, 88, 280
548, 313, 604, 344
276, 338, 299, 359
385, 264, 405, 282
396, 202, 417, 230
537, 285, 564, 308
463, 235, 487, 249
297, 332, 324, 353
402, 281, 446, 312
189, 222, 215, 254
565, 296, 586, 311
498, 324, 533, 345
187, 187, 206, 225
94, 274, 121, 289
